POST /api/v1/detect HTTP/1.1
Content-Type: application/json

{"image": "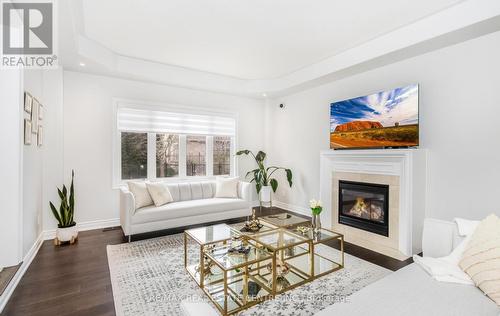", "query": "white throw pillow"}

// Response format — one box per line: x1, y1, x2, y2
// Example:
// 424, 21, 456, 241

146, 182, 174, 207
215, 177, 239, 198
459, 214, 500, 305
127, 181, 154, 209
